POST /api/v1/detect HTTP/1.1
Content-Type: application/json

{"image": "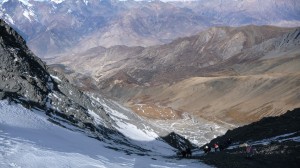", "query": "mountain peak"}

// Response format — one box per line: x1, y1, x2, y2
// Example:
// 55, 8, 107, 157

0, 19, 26, 47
